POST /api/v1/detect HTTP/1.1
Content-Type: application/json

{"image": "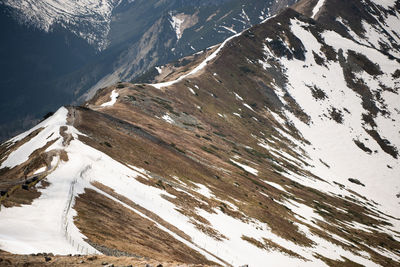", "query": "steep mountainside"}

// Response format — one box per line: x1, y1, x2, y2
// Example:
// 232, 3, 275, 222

1, 0, 400, 266
1, 0, 119, 50
0, 0, 296, 142
0, 6, 97, 143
